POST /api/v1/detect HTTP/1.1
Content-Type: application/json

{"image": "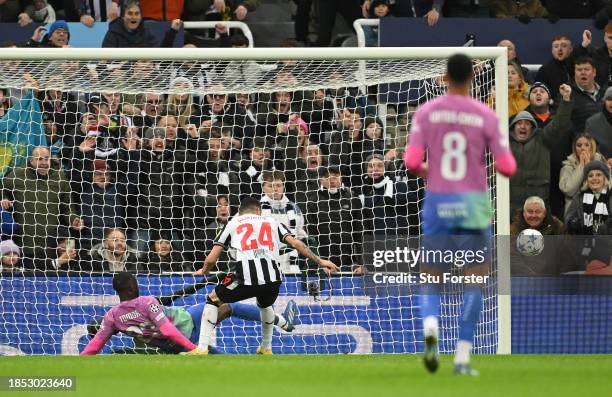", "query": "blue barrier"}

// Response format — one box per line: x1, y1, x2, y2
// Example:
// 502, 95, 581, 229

0, 21, 183, 48
0, 276, 610, 355
379, 17, 603, 65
